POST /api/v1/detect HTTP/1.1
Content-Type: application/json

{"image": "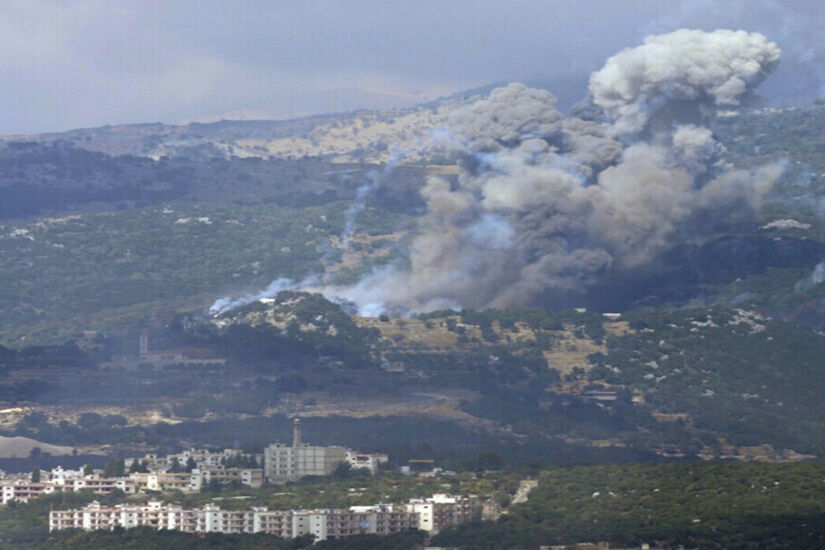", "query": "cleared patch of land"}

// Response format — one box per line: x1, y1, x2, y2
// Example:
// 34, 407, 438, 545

0, 435, 75, 458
